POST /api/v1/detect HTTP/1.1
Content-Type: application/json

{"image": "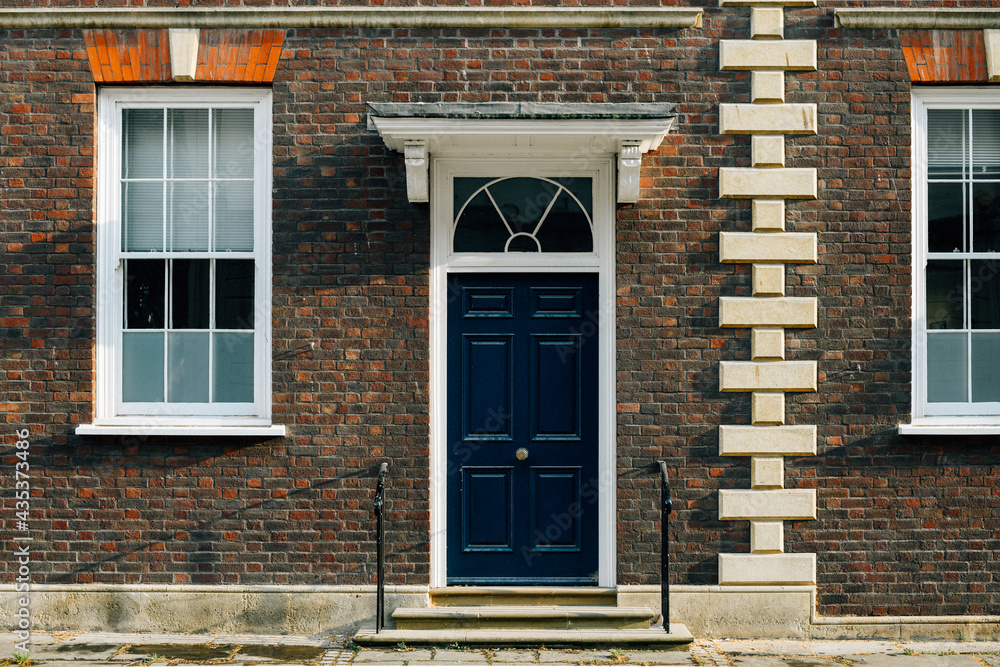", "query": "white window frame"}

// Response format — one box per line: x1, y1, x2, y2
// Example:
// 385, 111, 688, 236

78, 87, 283, 437
904, 88, 1000, 435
